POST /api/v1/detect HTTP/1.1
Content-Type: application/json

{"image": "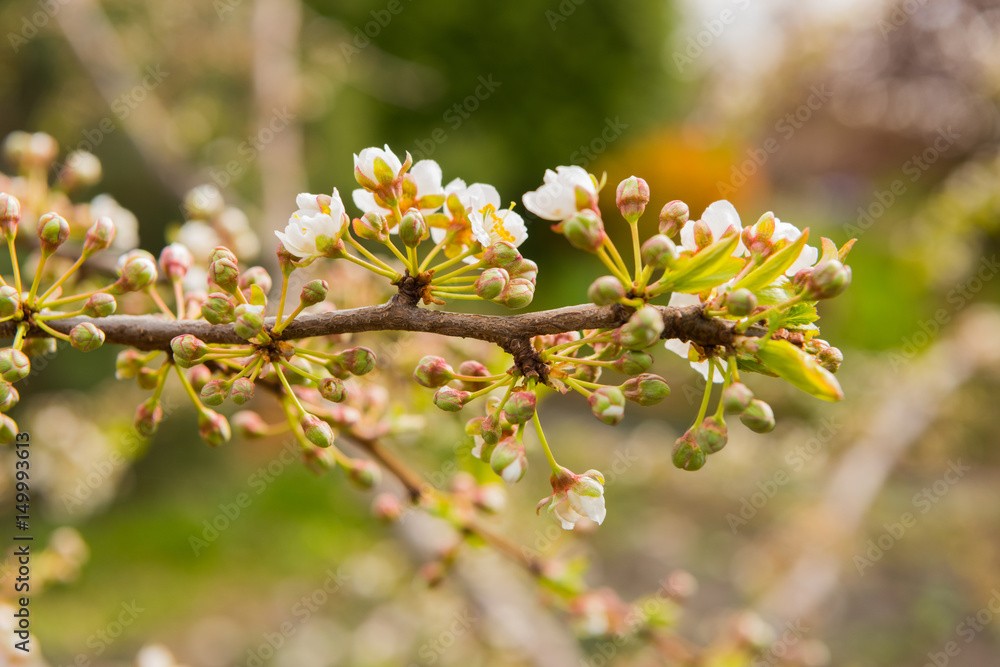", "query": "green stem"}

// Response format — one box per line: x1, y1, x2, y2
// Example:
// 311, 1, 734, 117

532, 411, 561, 475
278, 358, 323, 384
629, 222, 642, 283
38, 254, 86, 303
275, 272, 289, 325
430, 291, 482, 301
34, 319, 71, 342
8, 239, 22, 295
694, 360, 717, 424
346, 235, 396, 273
25, 251, 50, 307
12, 322, 28, 349
342, 251, 398, 279
596, 247, 632, 287
173, 279, 185, 320
602, 236, 631, 280
426, 246, 480, 277
147, 286, 176, 319
174, 364, 205, 410
274, 363, 307, 414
